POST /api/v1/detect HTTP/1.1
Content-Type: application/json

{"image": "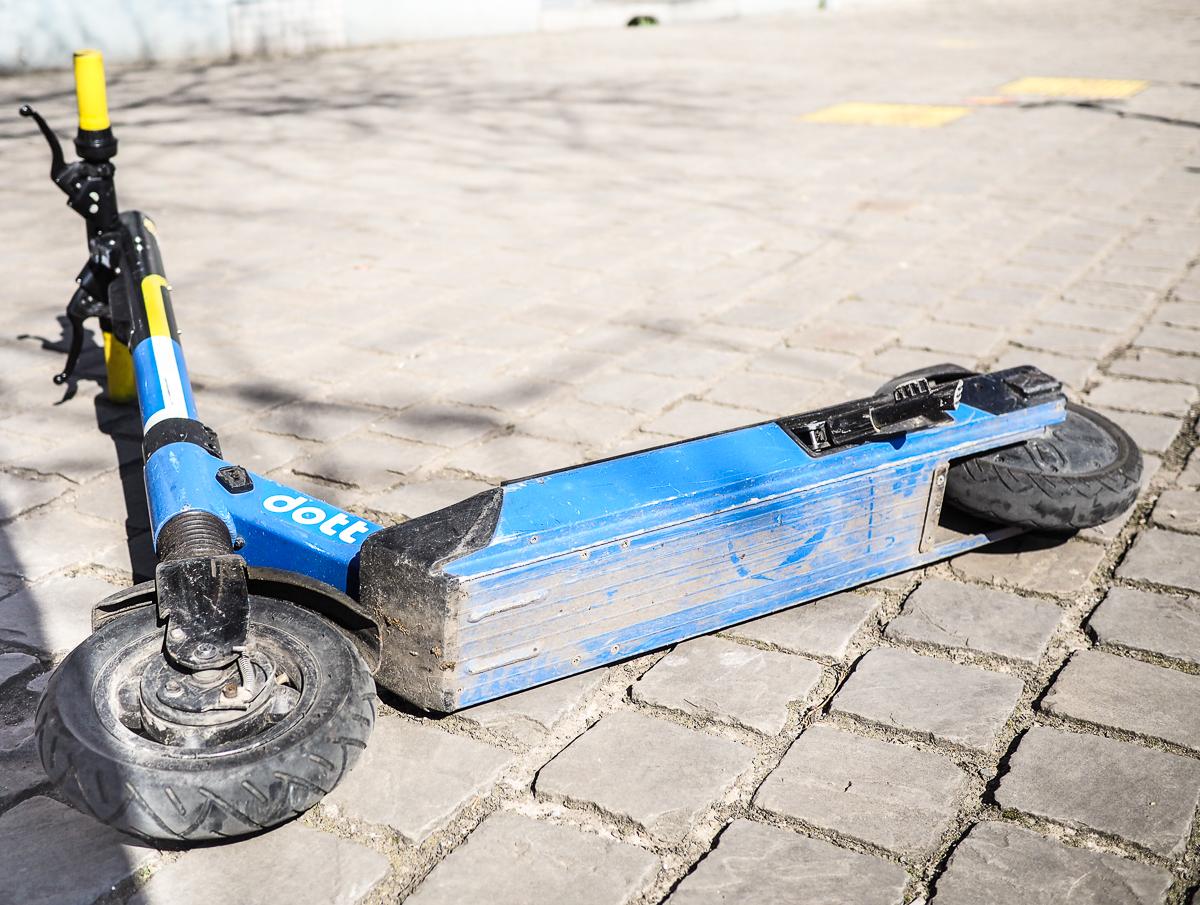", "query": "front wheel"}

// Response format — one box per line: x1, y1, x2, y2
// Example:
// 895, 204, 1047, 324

36, 596, 375, 841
